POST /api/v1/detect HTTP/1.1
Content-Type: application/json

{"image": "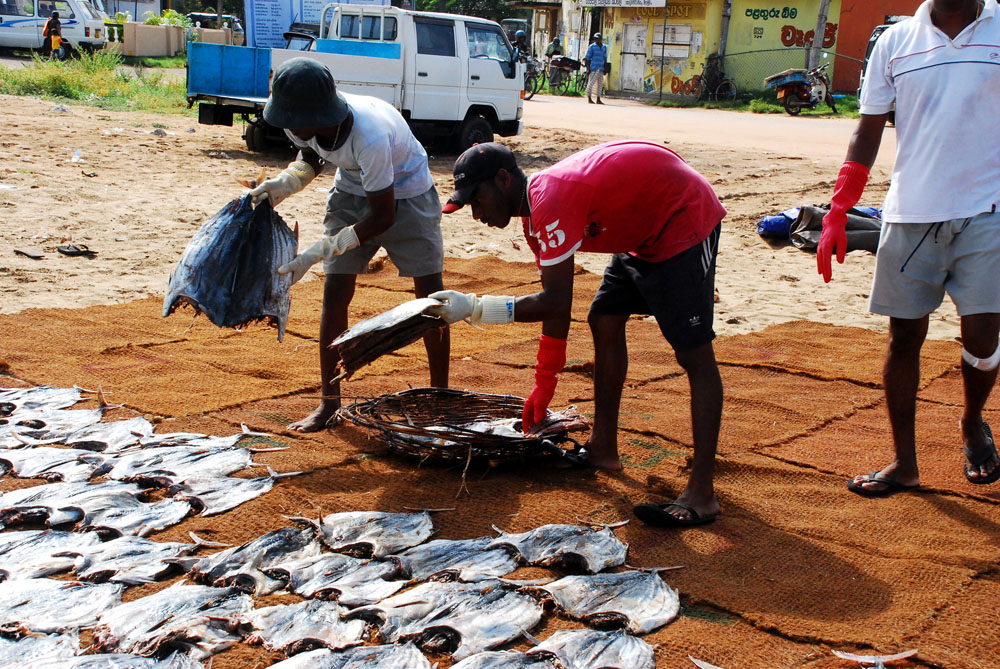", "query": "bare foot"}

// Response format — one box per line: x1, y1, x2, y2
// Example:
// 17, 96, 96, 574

596, 99, 604, 105
578, 439, 623, 471
288, 402, 338, 433
849, 463, 919, 494
587, 98, 594, 104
